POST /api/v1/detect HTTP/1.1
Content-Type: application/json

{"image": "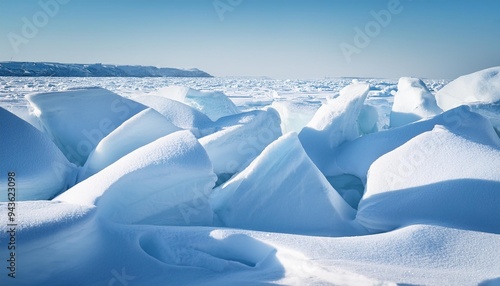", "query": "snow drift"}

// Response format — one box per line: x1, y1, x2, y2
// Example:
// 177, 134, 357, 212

55, 130, 217, 226
357, 117, 500, 233
0, 107, 76, 201
157, 86, 239, 121
200, 108, 282, 176
79, 108, 181, 181
390, 77, 442, 128
211, 133, 361, 236
299, 82, 370, 172
27, 87, 147, 165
